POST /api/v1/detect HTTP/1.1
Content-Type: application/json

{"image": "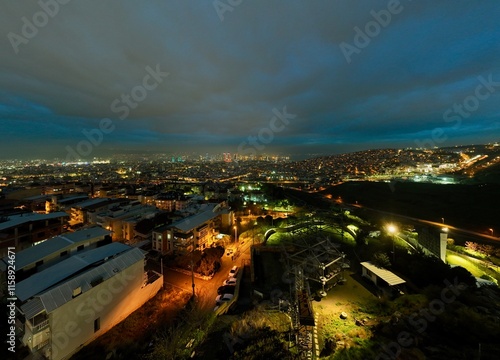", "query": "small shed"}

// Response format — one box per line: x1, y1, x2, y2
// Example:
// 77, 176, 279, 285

360, 261, 406, 289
